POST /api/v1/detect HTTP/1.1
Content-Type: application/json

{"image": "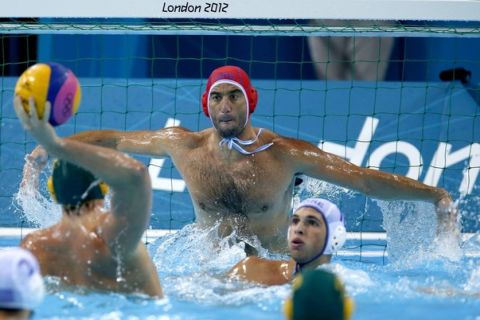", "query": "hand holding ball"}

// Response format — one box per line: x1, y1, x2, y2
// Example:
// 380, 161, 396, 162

14, 63, 81, 126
